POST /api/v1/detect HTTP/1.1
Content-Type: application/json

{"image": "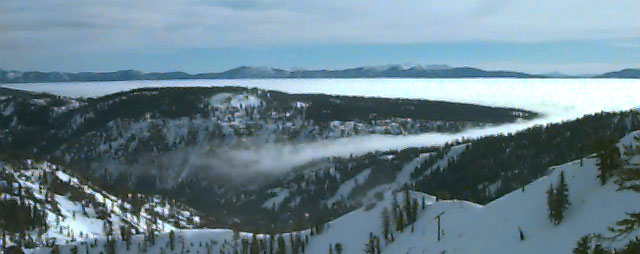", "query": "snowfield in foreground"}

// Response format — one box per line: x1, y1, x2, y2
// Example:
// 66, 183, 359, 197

23, 131, 640, 254
307, 133, 640, 254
